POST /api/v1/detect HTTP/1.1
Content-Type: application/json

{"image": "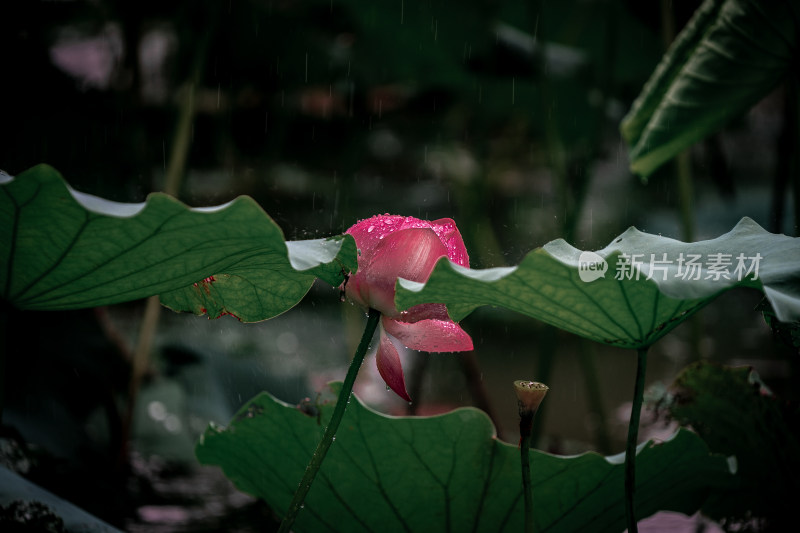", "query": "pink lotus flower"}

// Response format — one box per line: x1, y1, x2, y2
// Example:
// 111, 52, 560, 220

344, 215, 474, 401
